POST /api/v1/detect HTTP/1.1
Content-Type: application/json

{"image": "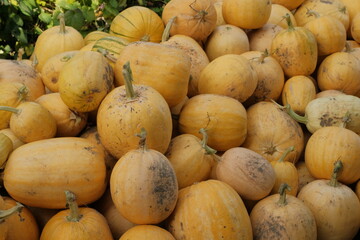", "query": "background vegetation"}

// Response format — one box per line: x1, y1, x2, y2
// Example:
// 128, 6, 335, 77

0, 0, 169, 59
